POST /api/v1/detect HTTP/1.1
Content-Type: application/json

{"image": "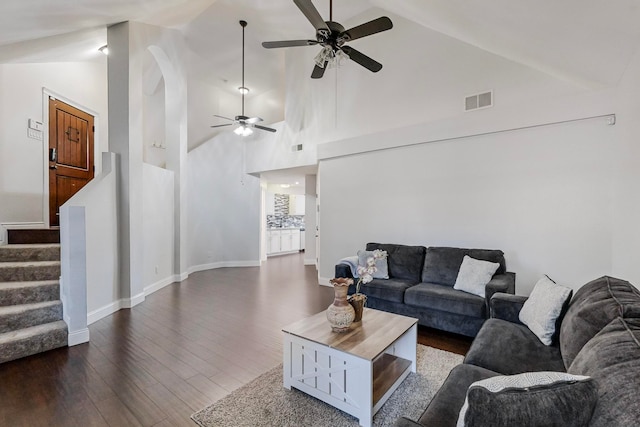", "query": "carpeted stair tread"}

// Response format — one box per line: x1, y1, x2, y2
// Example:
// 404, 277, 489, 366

0, 280, 59, 306
0, 300, 63, 333
0, 261, 61, 282
0, 321, 67, 364
0, 244, 60, 262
